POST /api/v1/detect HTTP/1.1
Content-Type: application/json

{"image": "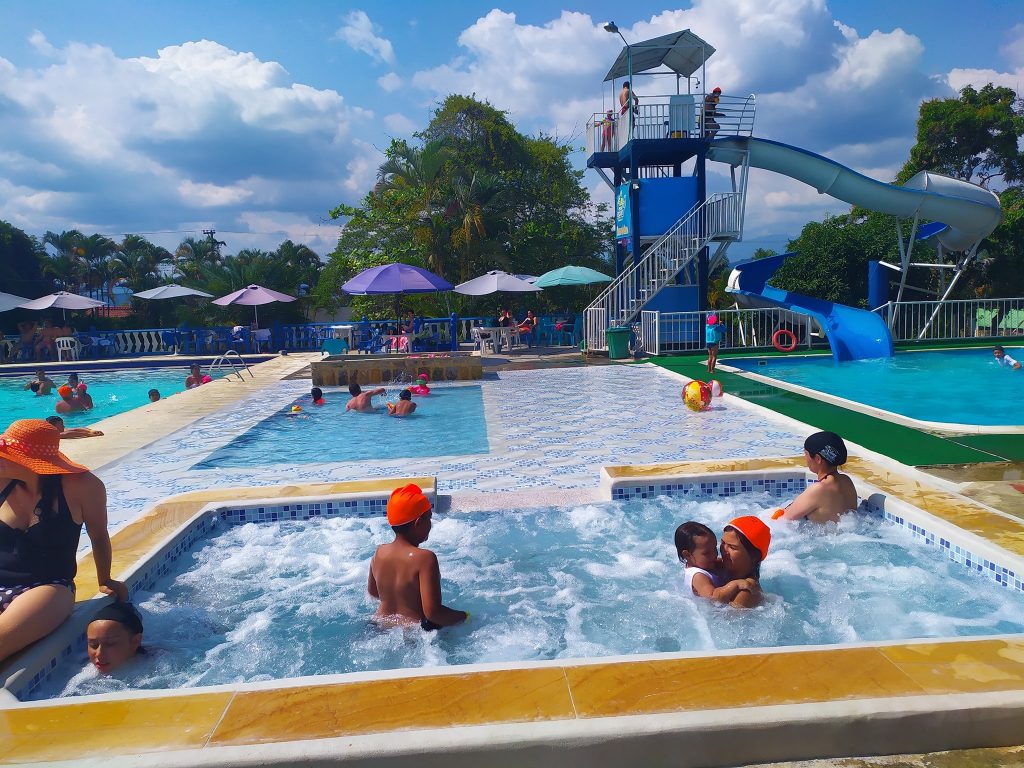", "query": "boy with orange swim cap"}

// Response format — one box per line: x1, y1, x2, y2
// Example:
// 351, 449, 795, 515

367, 484, 468, 631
